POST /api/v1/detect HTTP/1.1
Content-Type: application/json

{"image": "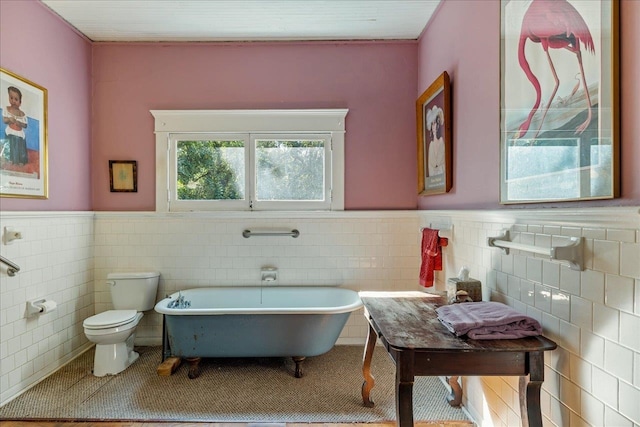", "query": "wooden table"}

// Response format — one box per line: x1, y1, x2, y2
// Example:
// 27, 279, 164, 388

360, 291, 557, 427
